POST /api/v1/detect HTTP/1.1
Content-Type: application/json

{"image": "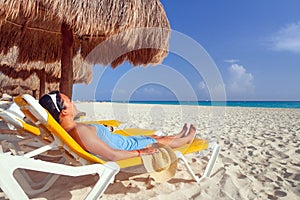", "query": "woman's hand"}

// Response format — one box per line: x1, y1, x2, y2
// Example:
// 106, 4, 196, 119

139, 146, 158, 155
